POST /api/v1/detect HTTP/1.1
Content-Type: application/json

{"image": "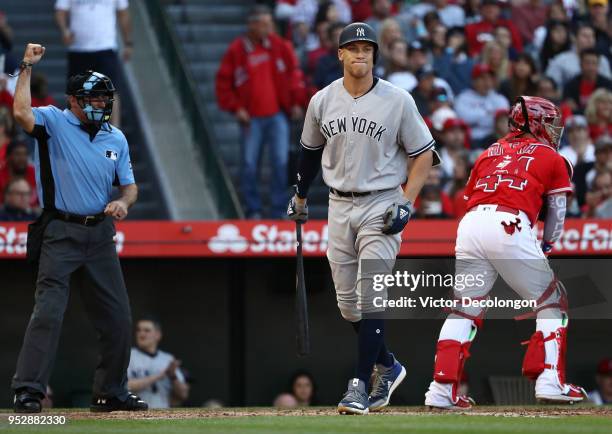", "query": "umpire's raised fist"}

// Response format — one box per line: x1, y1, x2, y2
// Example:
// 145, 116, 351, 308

23, 44, 46, 64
